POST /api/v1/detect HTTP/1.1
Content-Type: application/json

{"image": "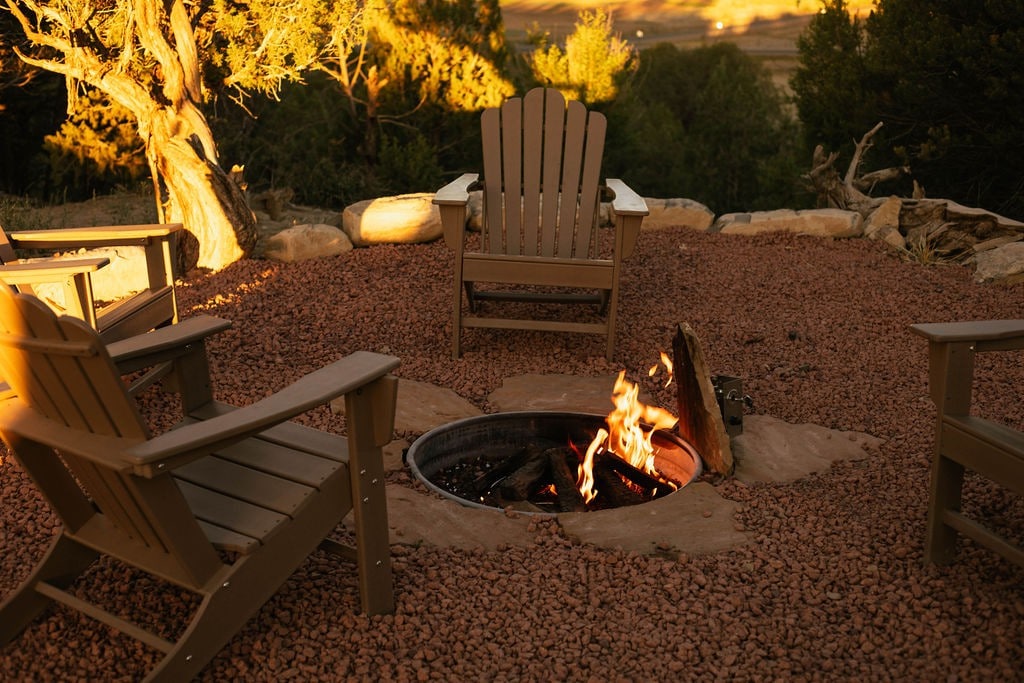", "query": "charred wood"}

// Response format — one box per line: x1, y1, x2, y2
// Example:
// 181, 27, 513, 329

593, 464, 646, 508
497, 445, 550, 501
595, 450, 673, 498
546, 448, 587, 512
